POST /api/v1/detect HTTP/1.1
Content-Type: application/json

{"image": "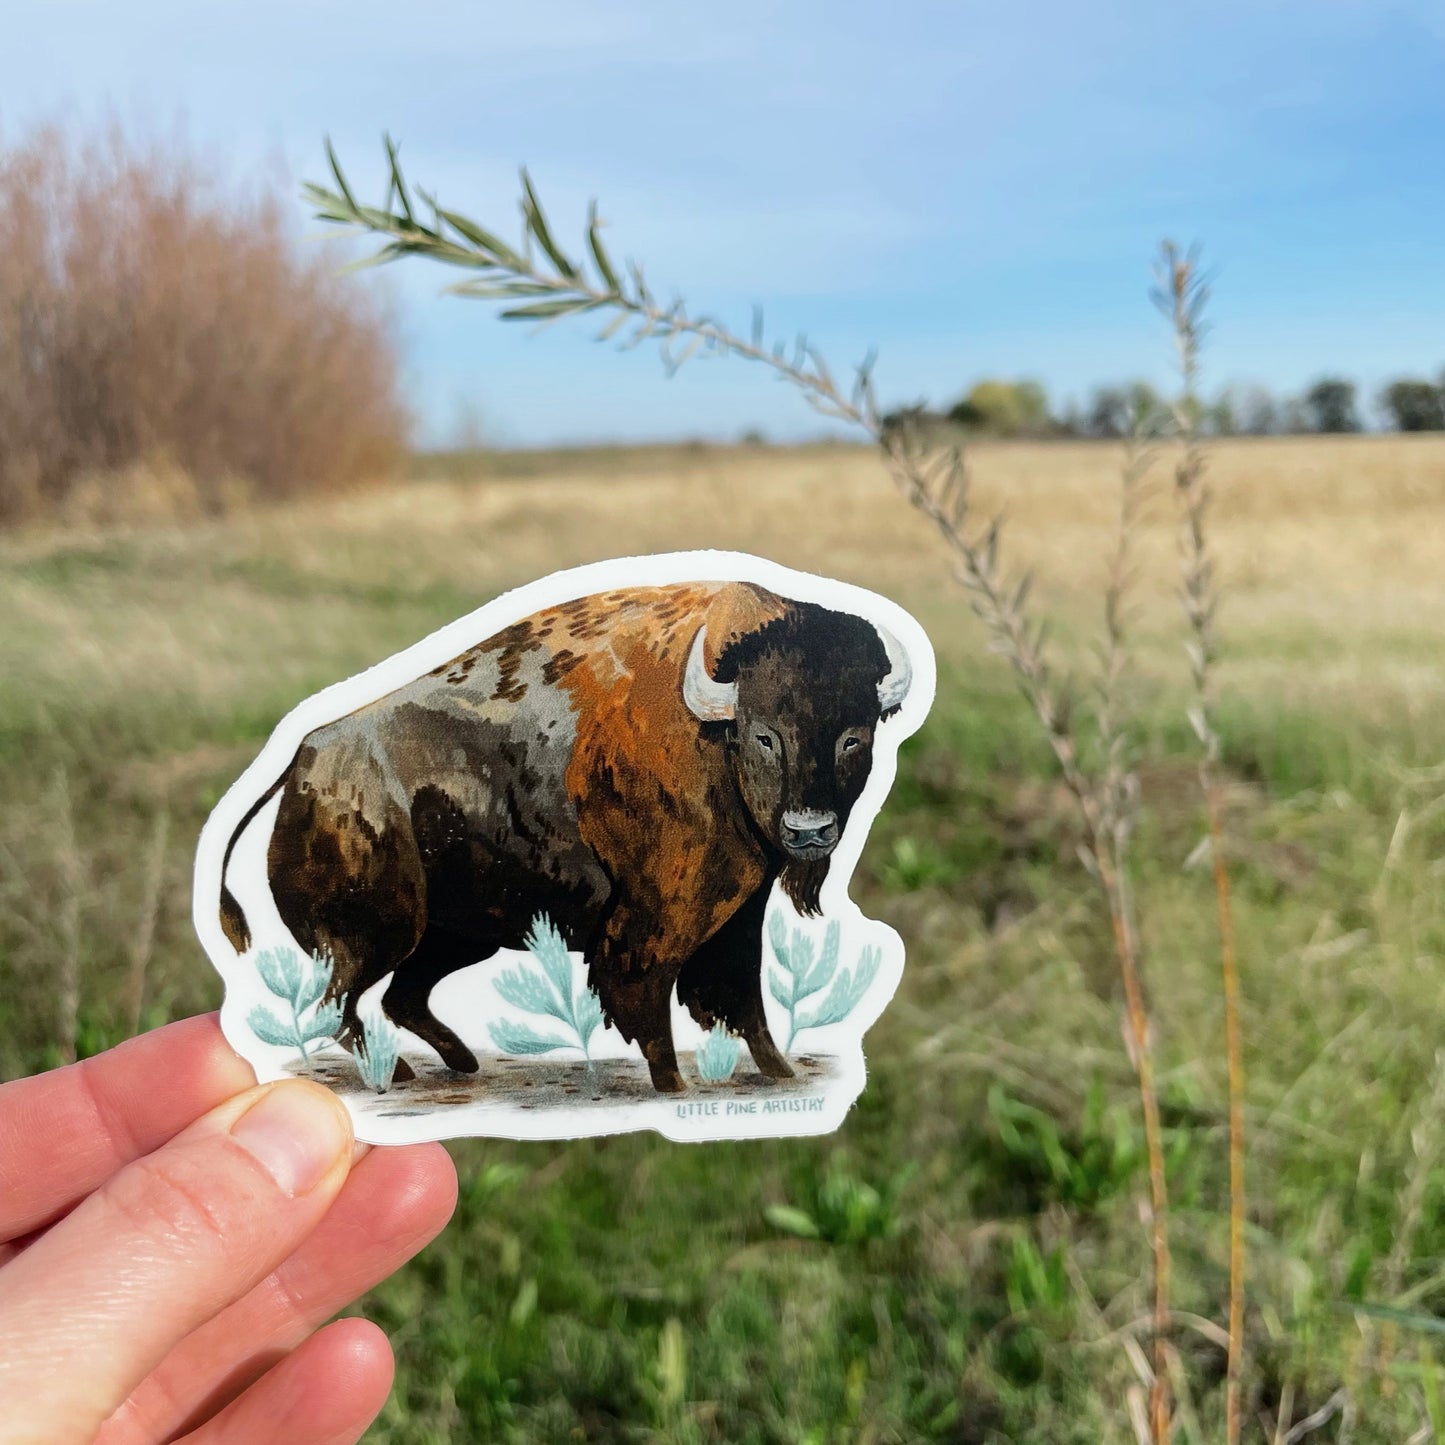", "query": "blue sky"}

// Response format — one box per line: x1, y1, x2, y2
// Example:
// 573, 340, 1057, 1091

8, 0, 1444, 444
